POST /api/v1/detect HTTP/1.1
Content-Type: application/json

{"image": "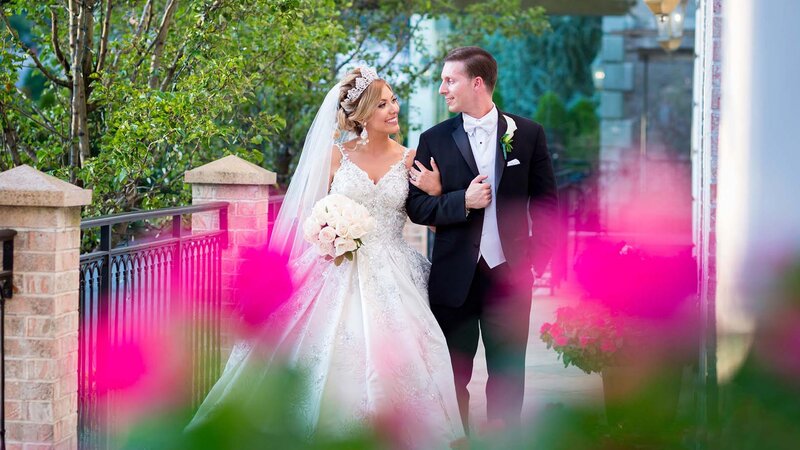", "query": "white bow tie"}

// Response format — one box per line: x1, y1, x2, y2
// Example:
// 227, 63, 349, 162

463, 115, 497, 136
